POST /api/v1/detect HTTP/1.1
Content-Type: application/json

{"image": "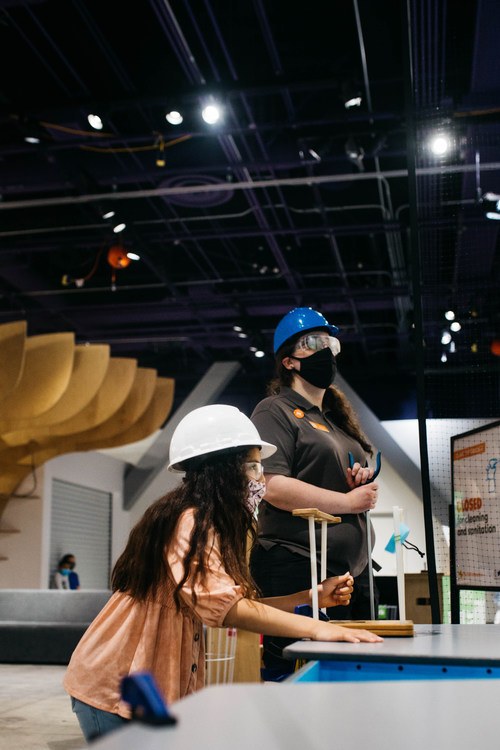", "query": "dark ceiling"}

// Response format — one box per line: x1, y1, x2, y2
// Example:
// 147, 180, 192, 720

0, 0, 498, 422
